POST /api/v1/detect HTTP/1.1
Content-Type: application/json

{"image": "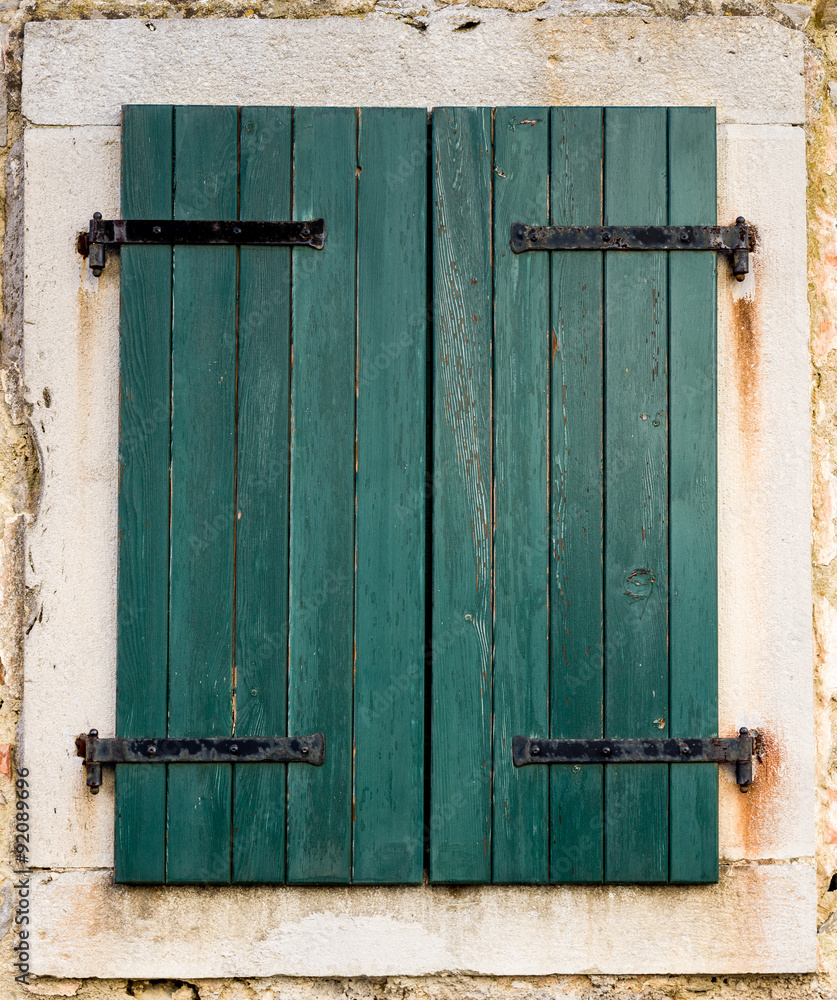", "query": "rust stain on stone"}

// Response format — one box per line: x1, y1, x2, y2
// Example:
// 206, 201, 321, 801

731, 291, 762, 462
732, 726, 783, 857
